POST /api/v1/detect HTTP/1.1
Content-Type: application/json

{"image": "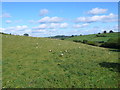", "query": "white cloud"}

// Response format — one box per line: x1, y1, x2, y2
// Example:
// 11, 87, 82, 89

88, 8, 108, 15
5, 20, 12, 23
33, 24, 48, 29
60, 23, 68, 28
49, 23, 59, 29
0, 13, 11, 18
73, 23, 89, 28
38, 24, 48, 29
75, 13, 117, 23
40, 9, 49, 16
0, 28, 5, 32
38, 16, 64, 23
2, 25, 30, 35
